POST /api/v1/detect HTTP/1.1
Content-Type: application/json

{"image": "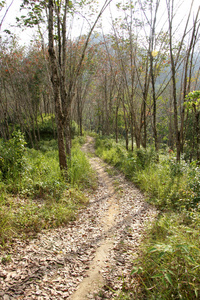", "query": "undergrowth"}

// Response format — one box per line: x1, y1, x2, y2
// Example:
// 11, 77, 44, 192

0, 133, 96, 248
95, 136, 200, 299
